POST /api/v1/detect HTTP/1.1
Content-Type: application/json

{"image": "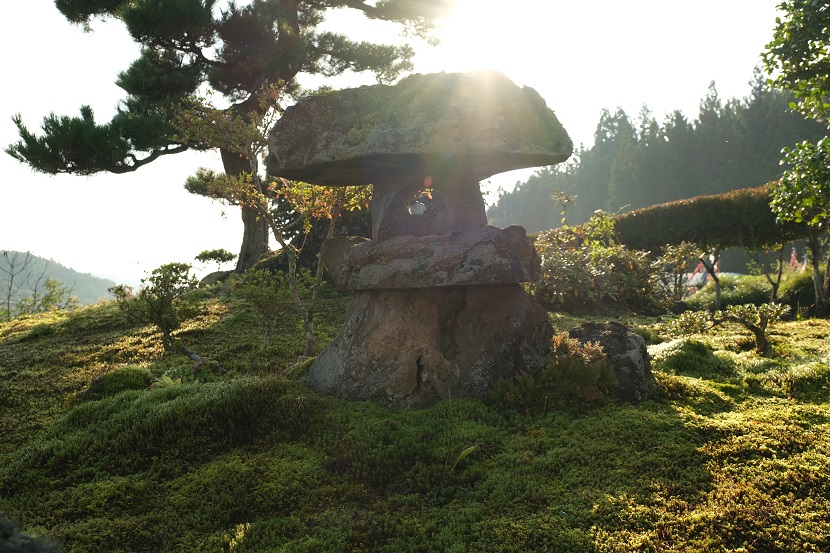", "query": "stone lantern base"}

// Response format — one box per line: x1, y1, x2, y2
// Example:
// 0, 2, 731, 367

307, 284, 552, 407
